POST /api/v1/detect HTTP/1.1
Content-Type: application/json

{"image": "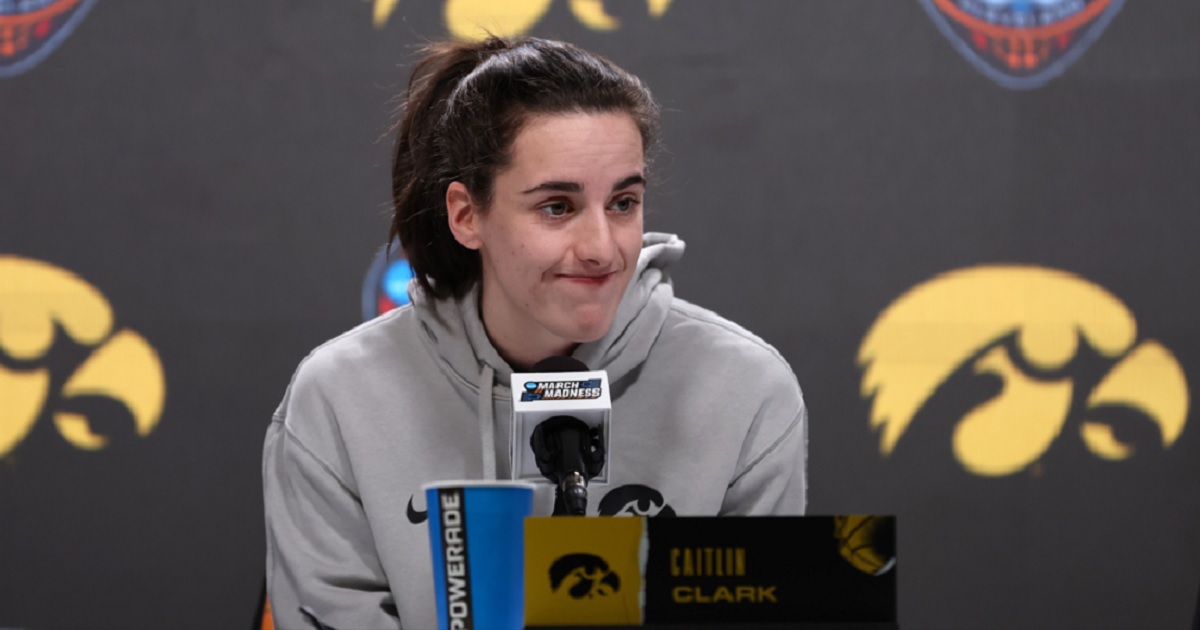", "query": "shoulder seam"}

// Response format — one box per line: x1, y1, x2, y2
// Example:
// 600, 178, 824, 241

272, 305, 413, 425
305, 305, 411, 360
280, 423, 362, 502
727, 404, 805, 488
667, 301, 794, 373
